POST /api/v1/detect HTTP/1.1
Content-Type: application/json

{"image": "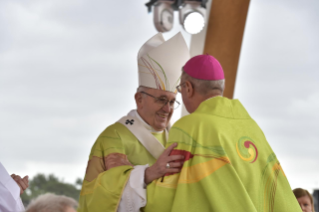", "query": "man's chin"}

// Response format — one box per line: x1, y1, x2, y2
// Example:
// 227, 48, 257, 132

153, 121, 168, 131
